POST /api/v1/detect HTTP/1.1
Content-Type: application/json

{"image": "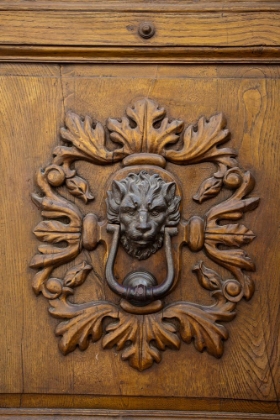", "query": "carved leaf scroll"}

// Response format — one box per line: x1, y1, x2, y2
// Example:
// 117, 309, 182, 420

30, 170, 82, 270
103, 311, 180, 371
54, 99, 238, 174
45, 257, 237, 370
49, 282, 235, 370
60, 111, 125, 164
204, 171, 259, 299
206, 171, 259, 225
165, 113, 237, 167
107, 98, 184, 155
45, 258, 237, 370
206, 224, 255, 247
164, 300, 235, 358
50, 300, 118, 354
